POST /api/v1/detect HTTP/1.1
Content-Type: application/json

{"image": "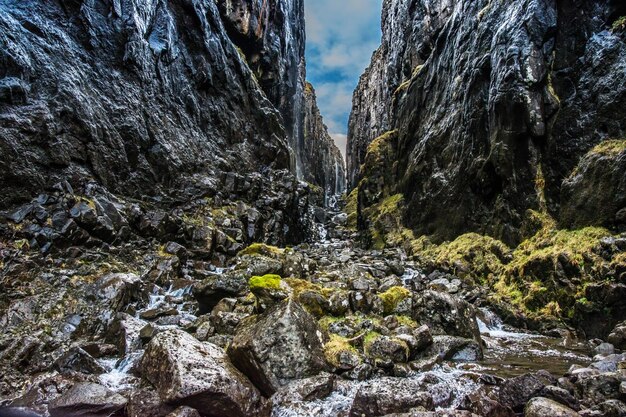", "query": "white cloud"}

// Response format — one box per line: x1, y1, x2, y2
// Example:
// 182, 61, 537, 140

304, 0, 382, 154
331, 133, 348, 161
